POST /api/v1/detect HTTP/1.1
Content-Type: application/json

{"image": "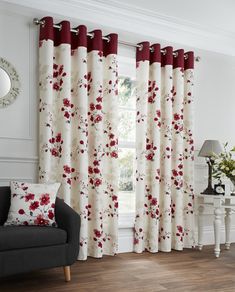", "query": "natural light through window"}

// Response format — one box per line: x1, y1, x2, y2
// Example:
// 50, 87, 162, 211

118, 76, 136, 214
